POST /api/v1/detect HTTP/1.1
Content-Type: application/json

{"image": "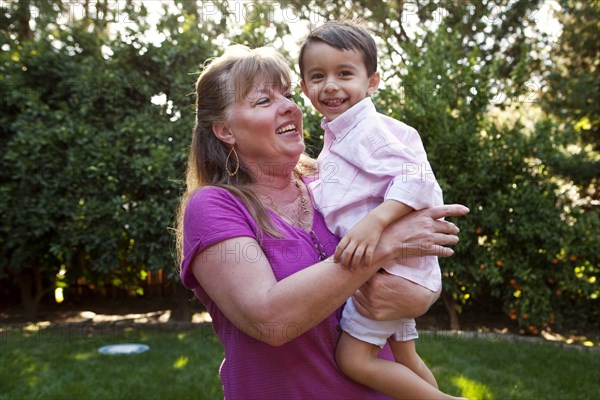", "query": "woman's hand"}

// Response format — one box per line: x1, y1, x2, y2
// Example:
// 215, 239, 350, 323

372, 204, 469, 267
352, 270, 440, 320
357, 204, 469, 320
